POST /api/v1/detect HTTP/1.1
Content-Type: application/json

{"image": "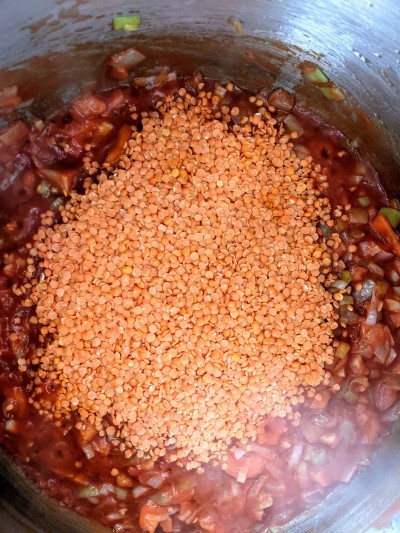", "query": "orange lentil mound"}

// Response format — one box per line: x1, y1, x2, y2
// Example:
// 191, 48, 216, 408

23, 86, 339, 466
